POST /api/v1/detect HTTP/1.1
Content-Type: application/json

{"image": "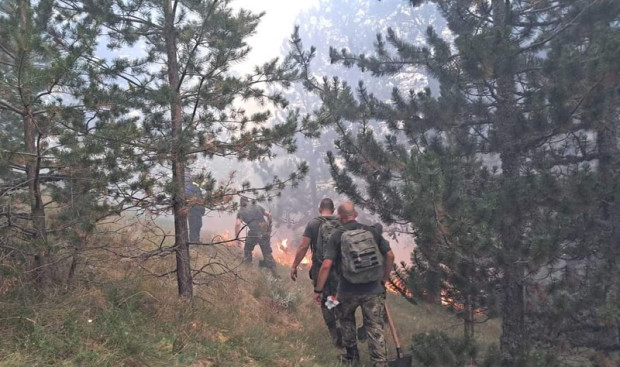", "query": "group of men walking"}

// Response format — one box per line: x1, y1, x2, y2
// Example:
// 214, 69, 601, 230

187, 181, 395, 366
291, 198, 395, 367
